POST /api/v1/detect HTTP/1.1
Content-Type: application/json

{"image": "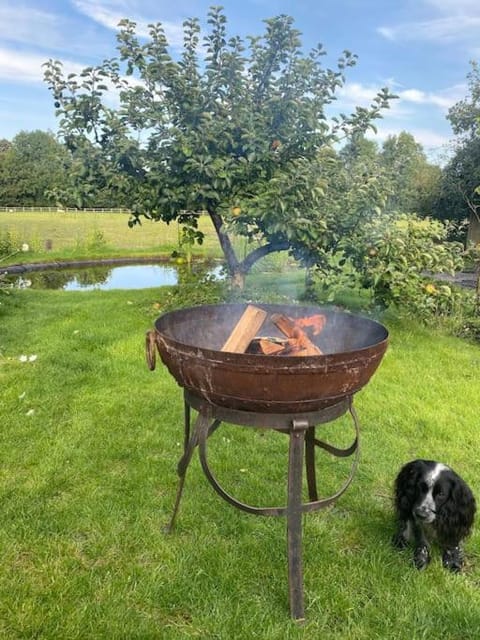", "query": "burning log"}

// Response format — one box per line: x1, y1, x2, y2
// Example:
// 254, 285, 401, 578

221, 306, 325, 356
295, 314, 326, 336
246, 337, 287, 355
271, 313, 324, 356
256, 338, 286, 355
221, 305, 268, 353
